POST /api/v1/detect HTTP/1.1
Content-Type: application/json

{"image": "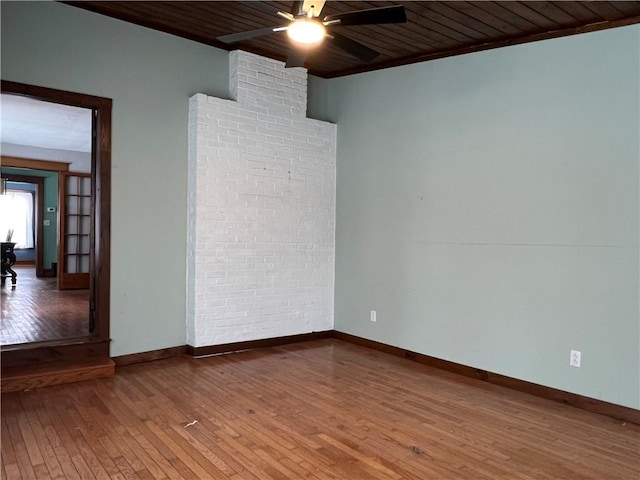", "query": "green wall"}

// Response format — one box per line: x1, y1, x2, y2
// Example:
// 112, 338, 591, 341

316, 26, 640, 409
42, 173, 58, 268
1, 167, 58, 269
1, 1, 229, 356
